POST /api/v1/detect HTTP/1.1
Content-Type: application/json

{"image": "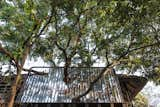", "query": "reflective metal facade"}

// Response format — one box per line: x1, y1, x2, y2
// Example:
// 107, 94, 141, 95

16, 67, 125, 103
